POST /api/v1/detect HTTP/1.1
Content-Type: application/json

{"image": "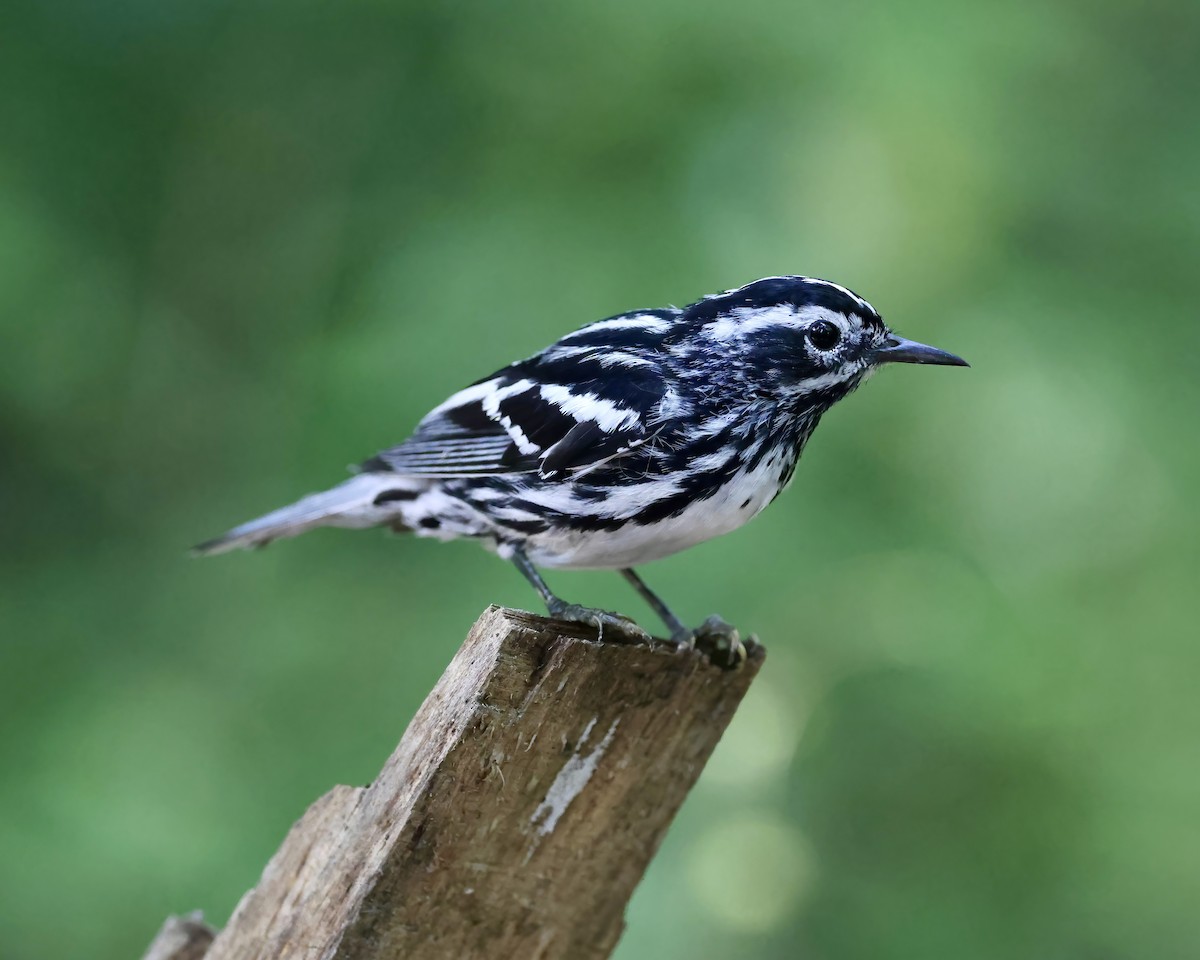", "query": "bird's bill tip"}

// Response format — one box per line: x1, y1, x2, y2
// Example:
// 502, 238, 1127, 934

872, 336, 969, 367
